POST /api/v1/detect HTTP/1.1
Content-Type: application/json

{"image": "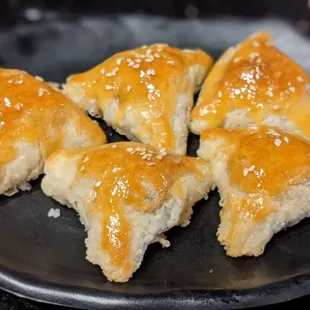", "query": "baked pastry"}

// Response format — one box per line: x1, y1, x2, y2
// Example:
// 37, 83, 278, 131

63, 44, 213, 154
198, 125, 310, 257
0, 69, 106, 196
190, 32, 310, 139
41, 142, 213, 282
